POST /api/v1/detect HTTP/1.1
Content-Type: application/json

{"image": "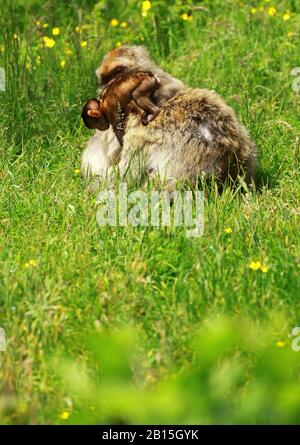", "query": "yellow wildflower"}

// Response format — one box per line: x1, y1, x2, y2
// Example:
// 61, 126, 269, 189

52, 27, 60, 36
74, 168, 81, 174
75, 26, 81, 33
224, 227, 232, 234
35, 20, 41, 26
287, 31, 294, 38
13, 33, 18, 40
42, 36, 55, 48
110, 19, 119, 27
60, 60, 66, 69
251, 8, 257, 14
249, 261, 262, 271
268, 7, 277, 16
59, 411, 70, 420
283, 12, 290, 21
142, 0, 151, 16
43, 24, 49, 28
260, 265, 268, 273
276, 341, 285, 348
24, 259, 37, 268
116, 42, 122, 48
65, 48, 73, 56
80, 40, 87, 48
142, 1, 151, 12
120, 21, 128, 28
181, 13, 193, 21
